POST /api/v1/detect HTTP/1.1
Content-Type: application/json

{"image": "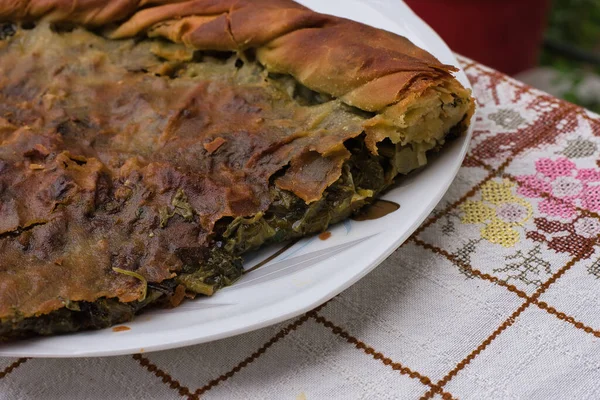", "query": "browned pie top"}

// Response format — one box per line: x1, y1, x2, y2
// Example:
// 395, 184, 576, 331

0, 0, 469, 320
0, 0, 457, 112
